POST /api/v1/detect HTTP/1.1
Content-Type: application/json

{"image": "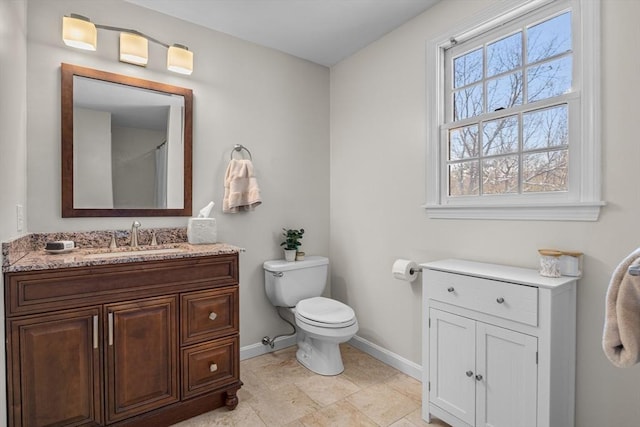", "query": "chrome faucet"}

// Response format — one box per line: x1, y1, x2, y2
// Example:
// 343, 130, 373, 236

109, 232, 118, 249
130, 221, 141, 247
